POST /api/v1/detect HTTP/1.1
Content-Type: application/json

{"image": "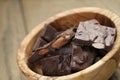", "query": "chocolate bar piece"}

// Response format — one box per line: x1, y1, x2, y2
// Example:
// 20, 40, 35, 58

33, 37, 47, 51
80, 46, 97, 69
38, 44, 72, 76
71, 45, 96, 72
33, 27, 75, 54
28, 28, 75, 66
40, 55, 60, 76
70, 45, 83, 72
105, 27, 116, 46
57, 43, 72, 55
58, 54, 71, 76
73, 19, 116, 49
40, 55, 71, 76
41, 24, 57, 42
28, 37, 47, 68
